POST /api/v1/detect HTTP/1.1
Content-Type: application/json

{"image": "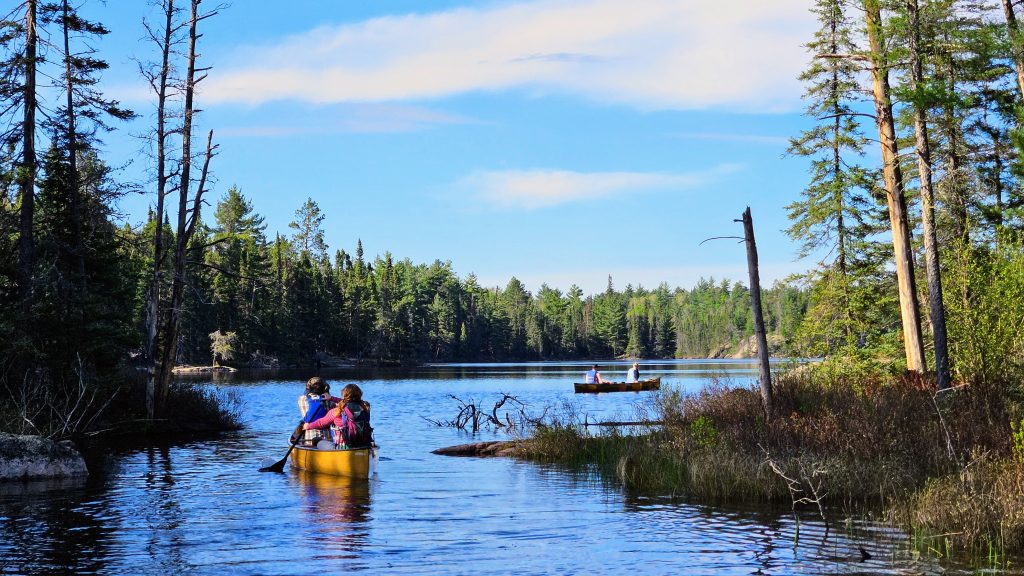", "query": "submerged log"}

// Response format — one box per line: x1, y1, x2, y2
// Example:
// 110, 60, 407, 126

0, 433, 88, 480
432, 440, 520, 458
